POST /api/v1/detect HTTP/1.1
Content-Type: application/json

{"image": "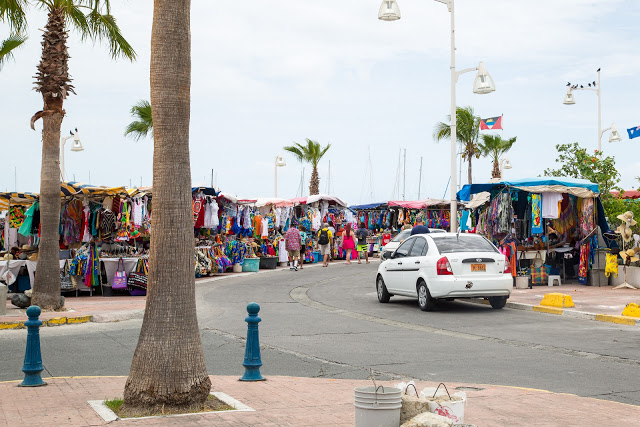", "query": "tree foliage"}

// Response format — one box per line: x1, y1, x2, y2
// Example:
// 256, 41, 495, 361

125, 100, 153, 141
284, 138, 331, 195
433, 106, 481, 184
478, 134, 516, 179
0, 33, 26, 69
